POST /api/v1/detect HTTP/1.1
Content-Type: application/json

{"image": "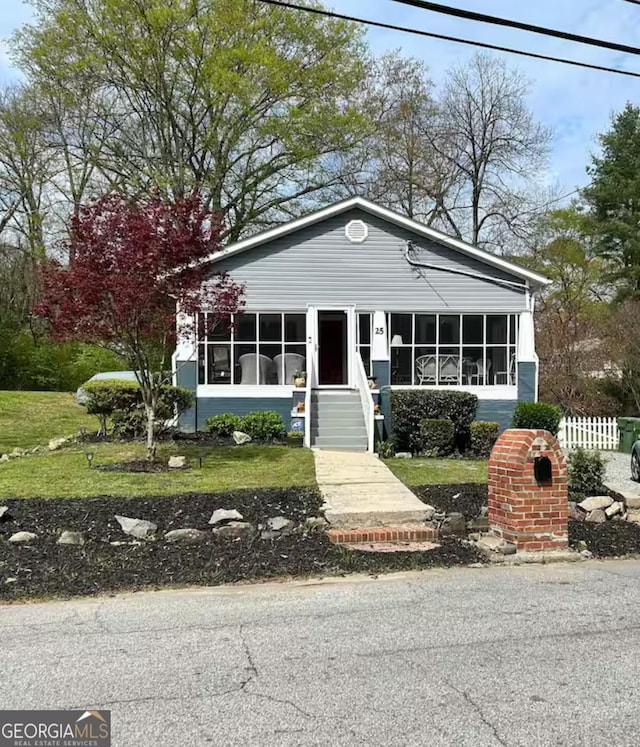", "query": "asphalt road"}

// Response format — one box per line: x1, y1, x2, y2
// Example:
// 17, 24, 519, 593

3, 561, 640, 746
